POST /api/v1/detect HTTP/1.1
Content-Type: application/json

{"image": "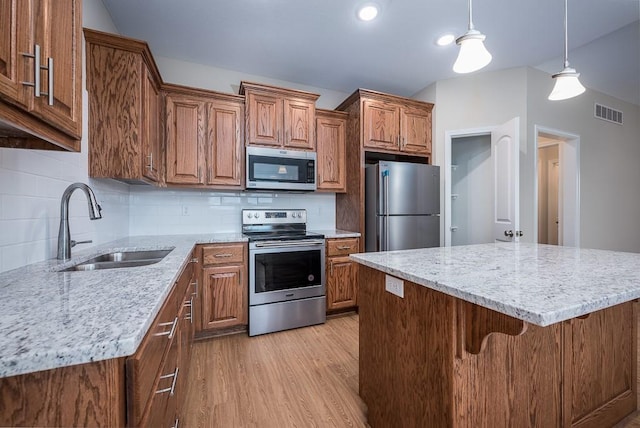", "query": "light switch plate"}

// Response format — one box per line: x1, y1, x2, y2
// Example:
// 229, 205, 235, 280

385, 275, 404, 298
